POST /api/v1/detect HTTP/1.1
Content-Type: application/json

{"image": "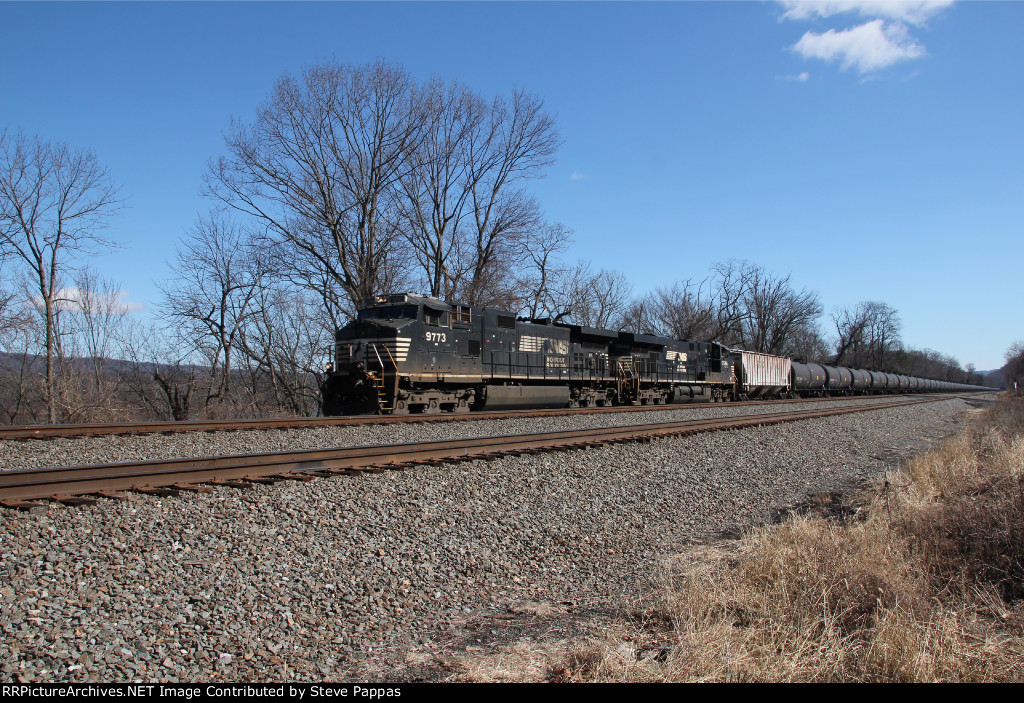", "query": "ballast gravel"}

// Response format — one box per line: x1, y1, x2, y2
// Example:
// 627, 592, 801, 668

0, 397, 980, 682
1, 395, 935, 471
